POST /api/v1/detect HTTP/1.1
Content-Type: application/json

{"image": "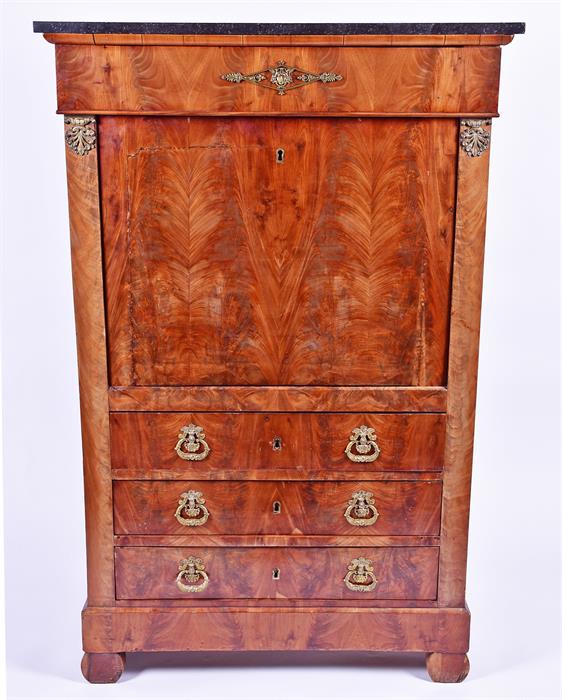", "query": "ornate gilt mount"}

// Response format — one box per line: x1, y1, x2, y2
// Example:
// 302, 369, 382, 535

344, 490, 379, 526
174, 424, 211, 461
64, 116, 96, 156
459, 119, 492, 157
176, 556, 209, 593
344, 557, 377, 592
221, 60, 343, 96
174, 490, 209, 527
344, 425, 381, 463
